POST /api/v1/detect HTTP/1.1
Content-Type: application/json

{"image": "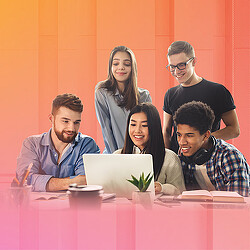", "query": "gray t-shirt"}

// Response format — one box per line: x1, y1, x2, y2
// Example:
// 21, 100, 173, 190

95, 82, 152, 153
